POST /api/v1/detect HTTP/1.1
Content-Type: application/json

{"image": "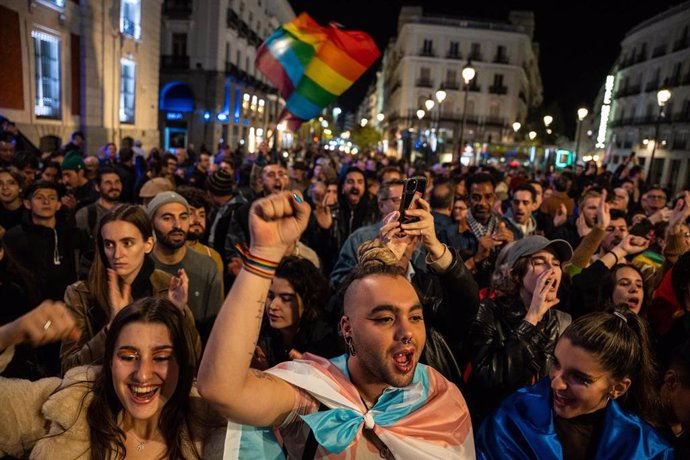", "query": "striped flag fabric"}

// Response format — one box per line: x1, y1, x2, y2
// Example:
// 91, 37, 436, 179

255, 13, 380, 131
